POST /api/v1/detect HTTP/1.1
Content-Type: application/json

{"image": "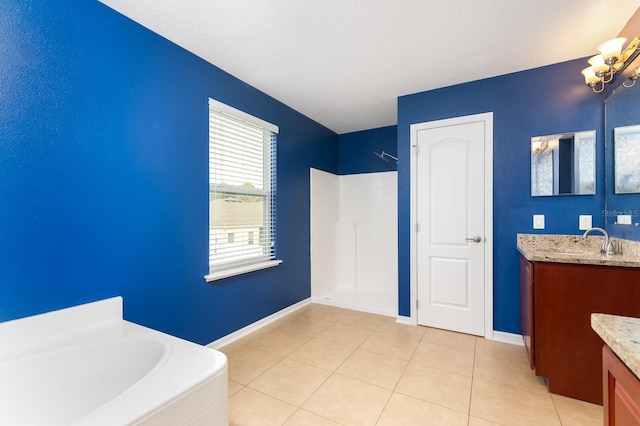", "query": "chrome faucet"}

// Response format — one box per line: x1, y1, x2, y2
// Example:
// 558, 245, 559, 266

582, 227, 617, 255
